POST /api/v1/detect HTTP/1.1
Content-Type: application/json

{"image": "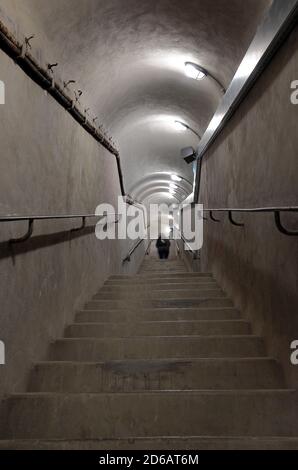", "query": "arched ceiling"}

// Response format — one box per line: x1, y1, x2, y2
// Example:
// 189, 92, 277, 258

1, 0, 271, 204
